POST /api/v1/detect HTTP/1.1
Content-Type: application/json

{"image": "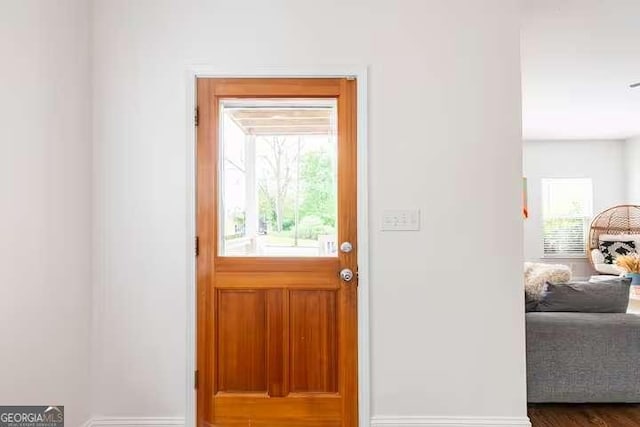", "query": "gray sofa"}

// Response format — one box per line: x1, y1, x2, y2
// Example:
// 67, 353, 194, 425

527, 312, 640, 402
